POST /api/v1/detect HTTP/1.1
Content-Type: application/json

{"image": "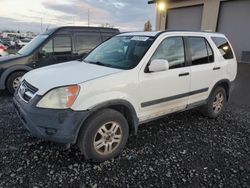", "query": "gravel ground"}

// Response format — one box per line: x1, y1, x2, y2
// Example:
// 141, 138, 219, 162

0, 90, 250, 187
